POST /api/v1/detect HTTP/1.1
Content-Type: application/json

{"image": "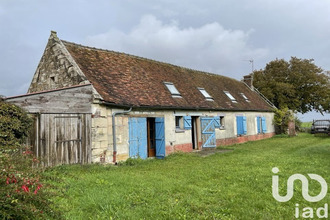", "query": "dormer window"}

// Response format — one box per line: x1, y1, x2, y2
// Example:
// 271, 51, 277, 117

224, 91, 237, 103
241, 93, 250, 102
164, 82, 181, 98
198, 88, 213, 101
